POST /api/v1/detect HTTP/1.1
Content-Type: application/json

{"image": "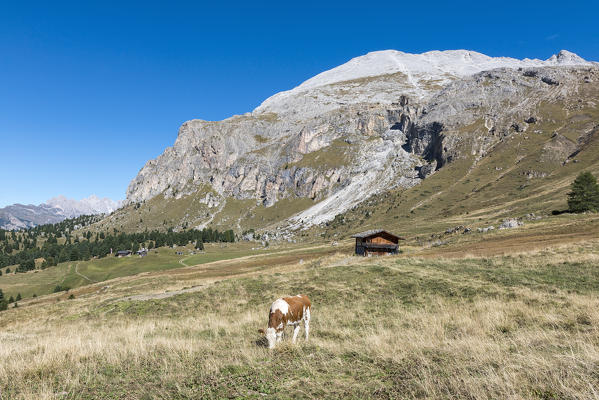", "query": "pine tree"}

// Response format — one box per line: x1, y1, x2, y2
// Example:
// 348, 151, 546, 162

568, 172, 599, 213
16, 293, 21, 301
82, 246, 91, 261
195, 240, 204, 251
58, 248, 69, 263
